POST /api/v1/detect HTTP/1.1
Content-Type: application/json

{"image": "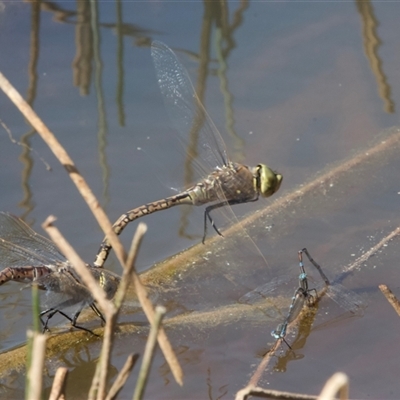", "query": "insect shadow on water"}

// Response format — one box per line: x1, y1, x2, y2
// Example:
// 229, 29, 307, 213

240, 248, 366, 351
93, 41, 283, 268
0, 212, 120, 335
